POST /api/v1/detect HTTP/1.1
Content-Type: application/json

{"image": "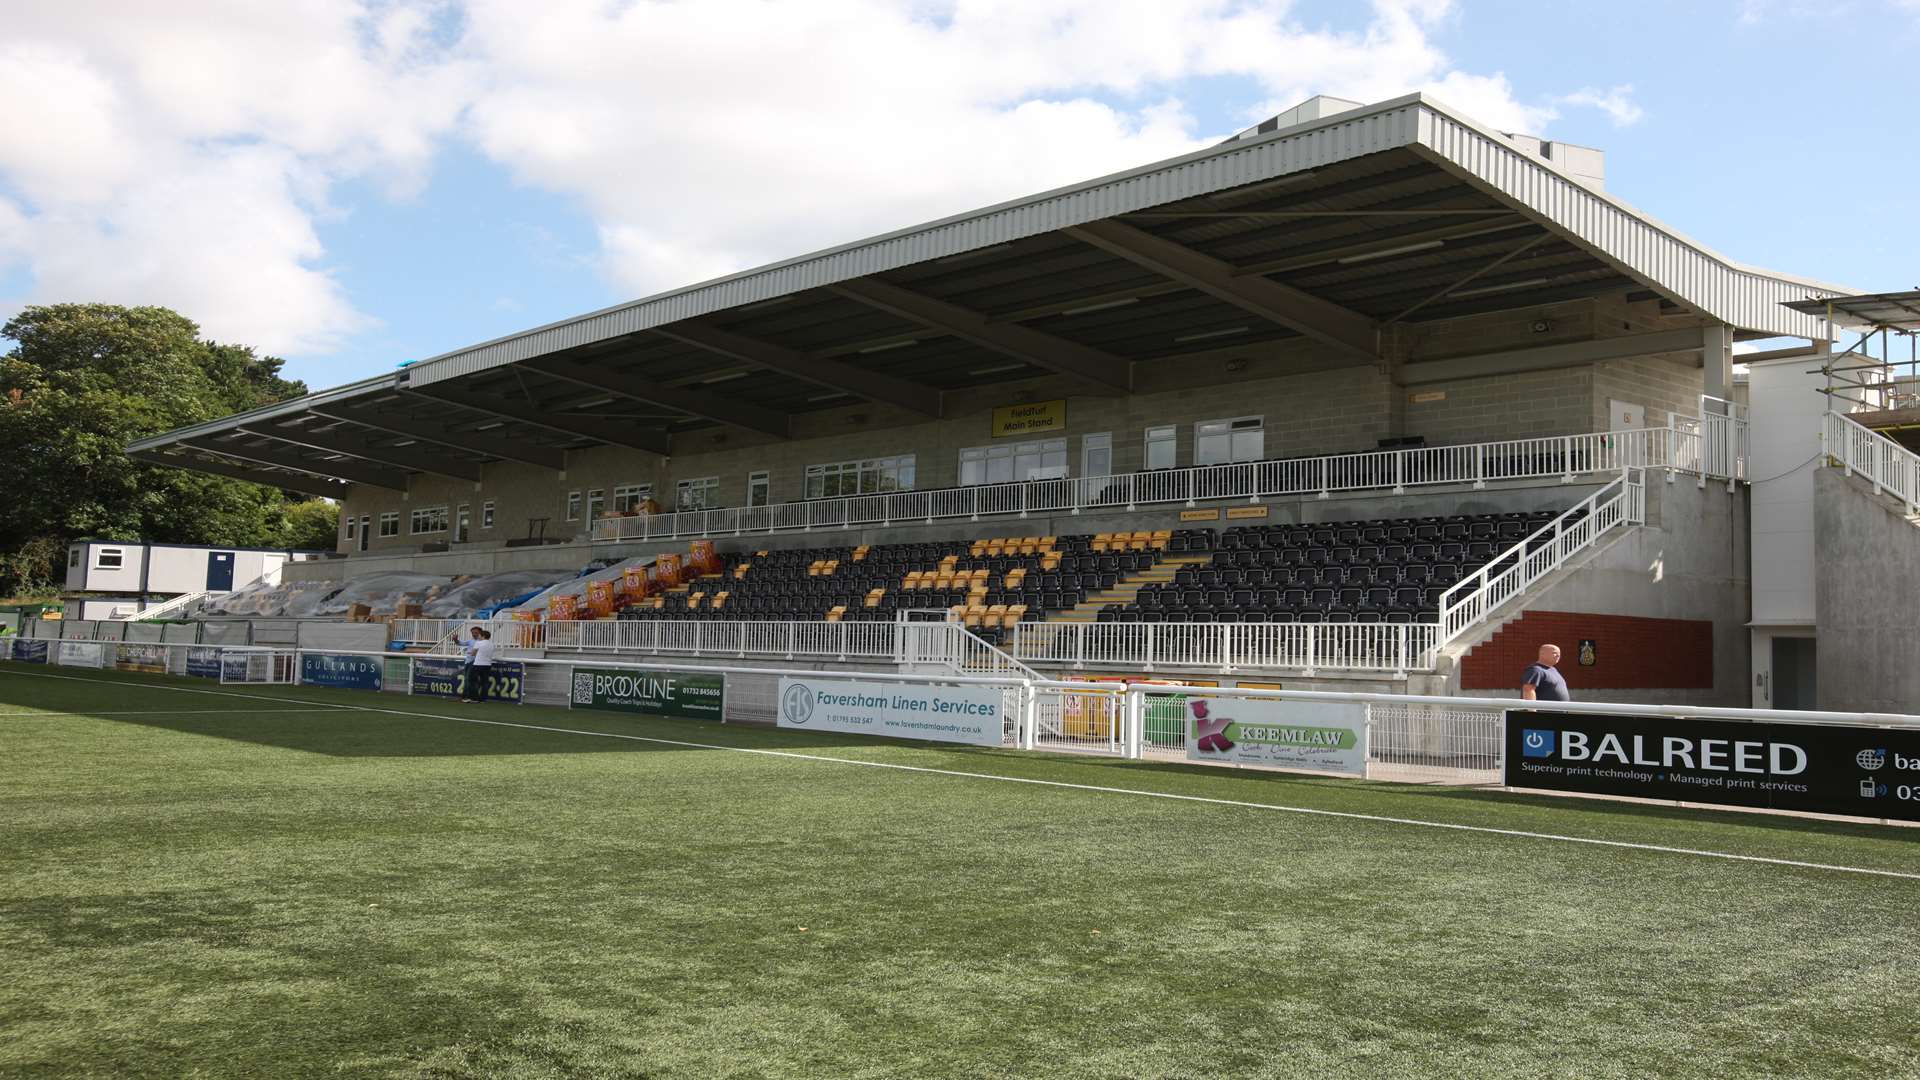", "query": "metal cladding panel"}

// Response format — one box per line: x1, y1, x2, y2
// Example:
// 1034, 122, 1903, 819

1414, 110, 1844, 338
405, 105, 1426, 387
